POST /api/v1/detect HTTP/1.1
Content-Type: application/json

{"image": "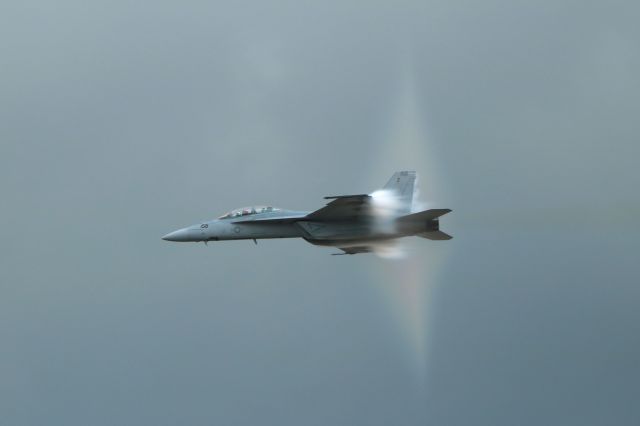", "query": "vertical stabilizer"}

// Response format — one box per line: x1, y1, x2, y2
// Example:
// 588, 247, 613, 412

382, 171, 416, 213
